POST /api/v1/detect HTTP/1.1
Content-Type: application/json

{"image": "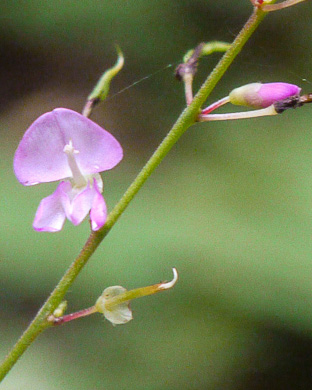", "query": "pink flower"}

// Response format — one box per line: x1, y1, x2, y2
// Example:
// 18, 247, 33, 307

229, 82, 301, 108
14, 108, 123, 232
